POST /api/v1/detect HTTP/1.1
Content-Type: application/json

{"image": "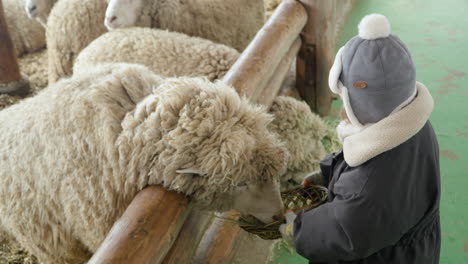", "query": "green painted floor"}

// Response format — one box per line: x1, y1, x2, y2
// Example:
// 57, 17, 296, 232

269, 0, 468, 263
